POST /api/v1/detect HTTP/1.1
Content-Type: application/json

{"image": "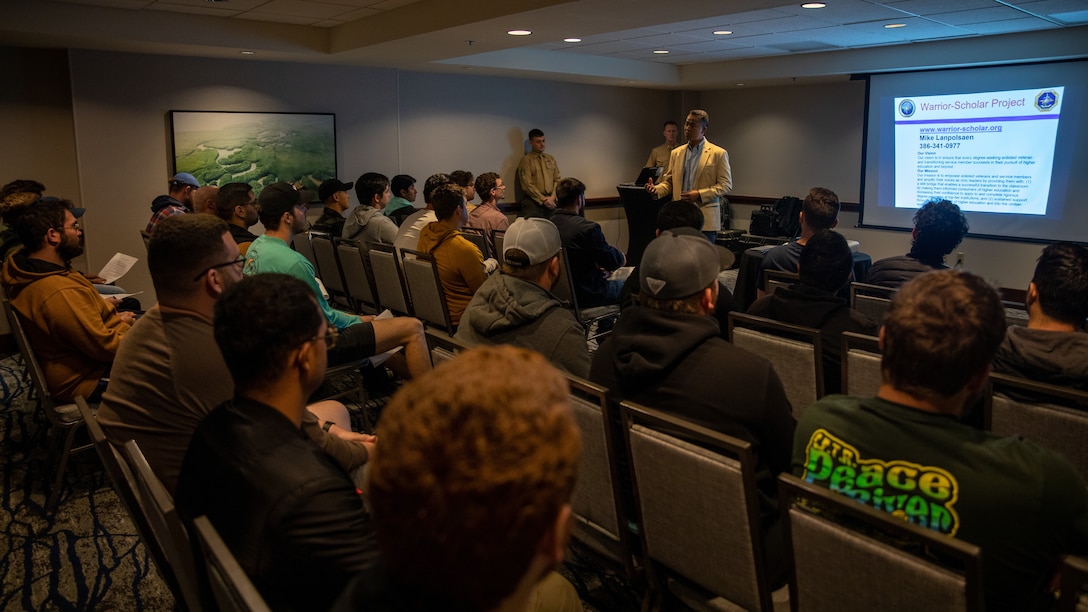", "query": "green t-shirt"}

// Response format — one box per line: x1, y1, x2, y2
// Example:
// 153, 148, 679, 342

793, 395, 1088, 612
243, 234, 359, 331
